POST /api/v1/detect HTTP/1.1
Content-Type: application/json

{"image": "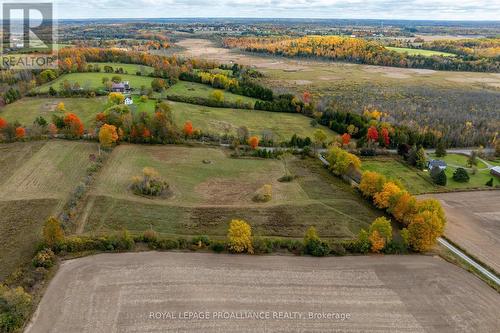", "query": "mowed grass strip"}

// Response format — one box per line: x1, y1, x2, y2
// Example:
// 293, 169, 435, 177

0, 97, 107, 127
386, 47, 456, 57
87, 62, 154, 75
166, 81, 259, 105
35, 73, 155, 93
361, 157, 436, 195
169, 101, 336, 141
82, 145, 381, 239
